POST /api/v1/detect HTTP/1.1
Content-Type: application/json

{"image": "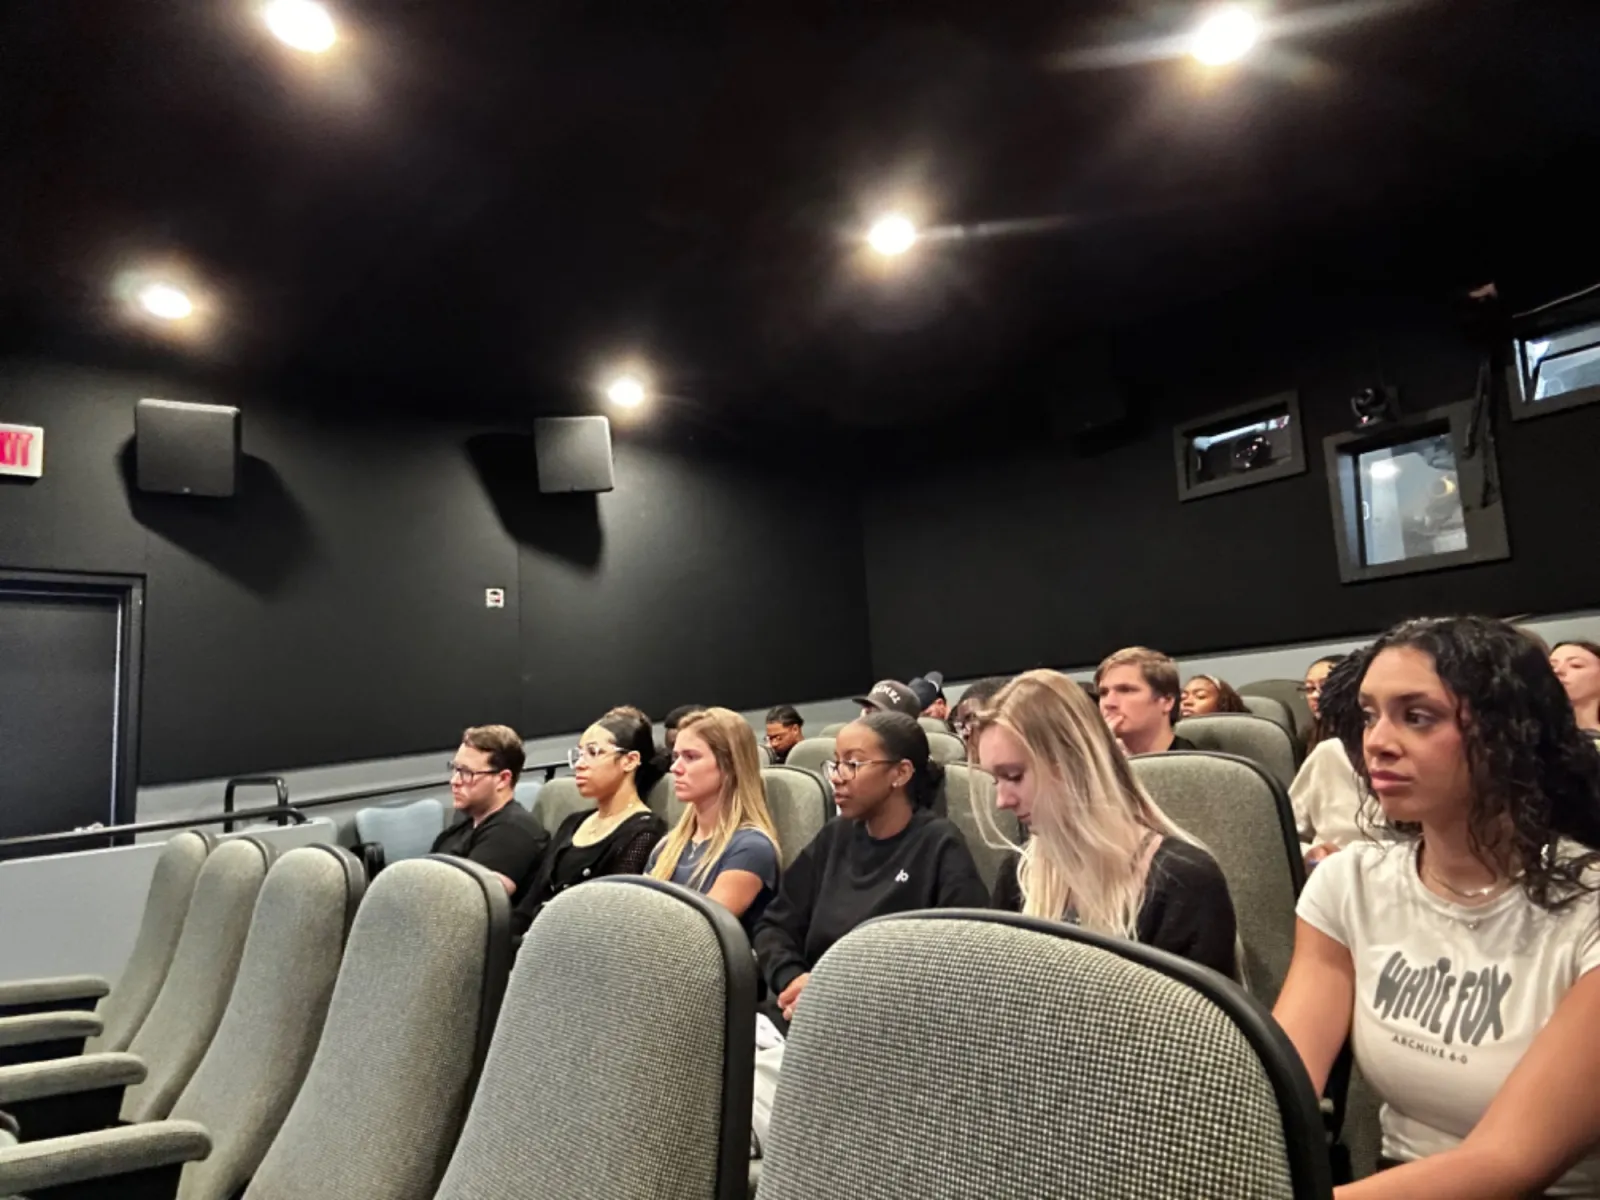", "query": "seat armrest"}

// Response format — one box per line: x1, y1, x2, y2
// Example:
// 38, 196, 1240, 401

0, 1012, 104, 1049
0, 976, 111, 1012
0, 1052, 146, 1106
0, 1118, 211, 1194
